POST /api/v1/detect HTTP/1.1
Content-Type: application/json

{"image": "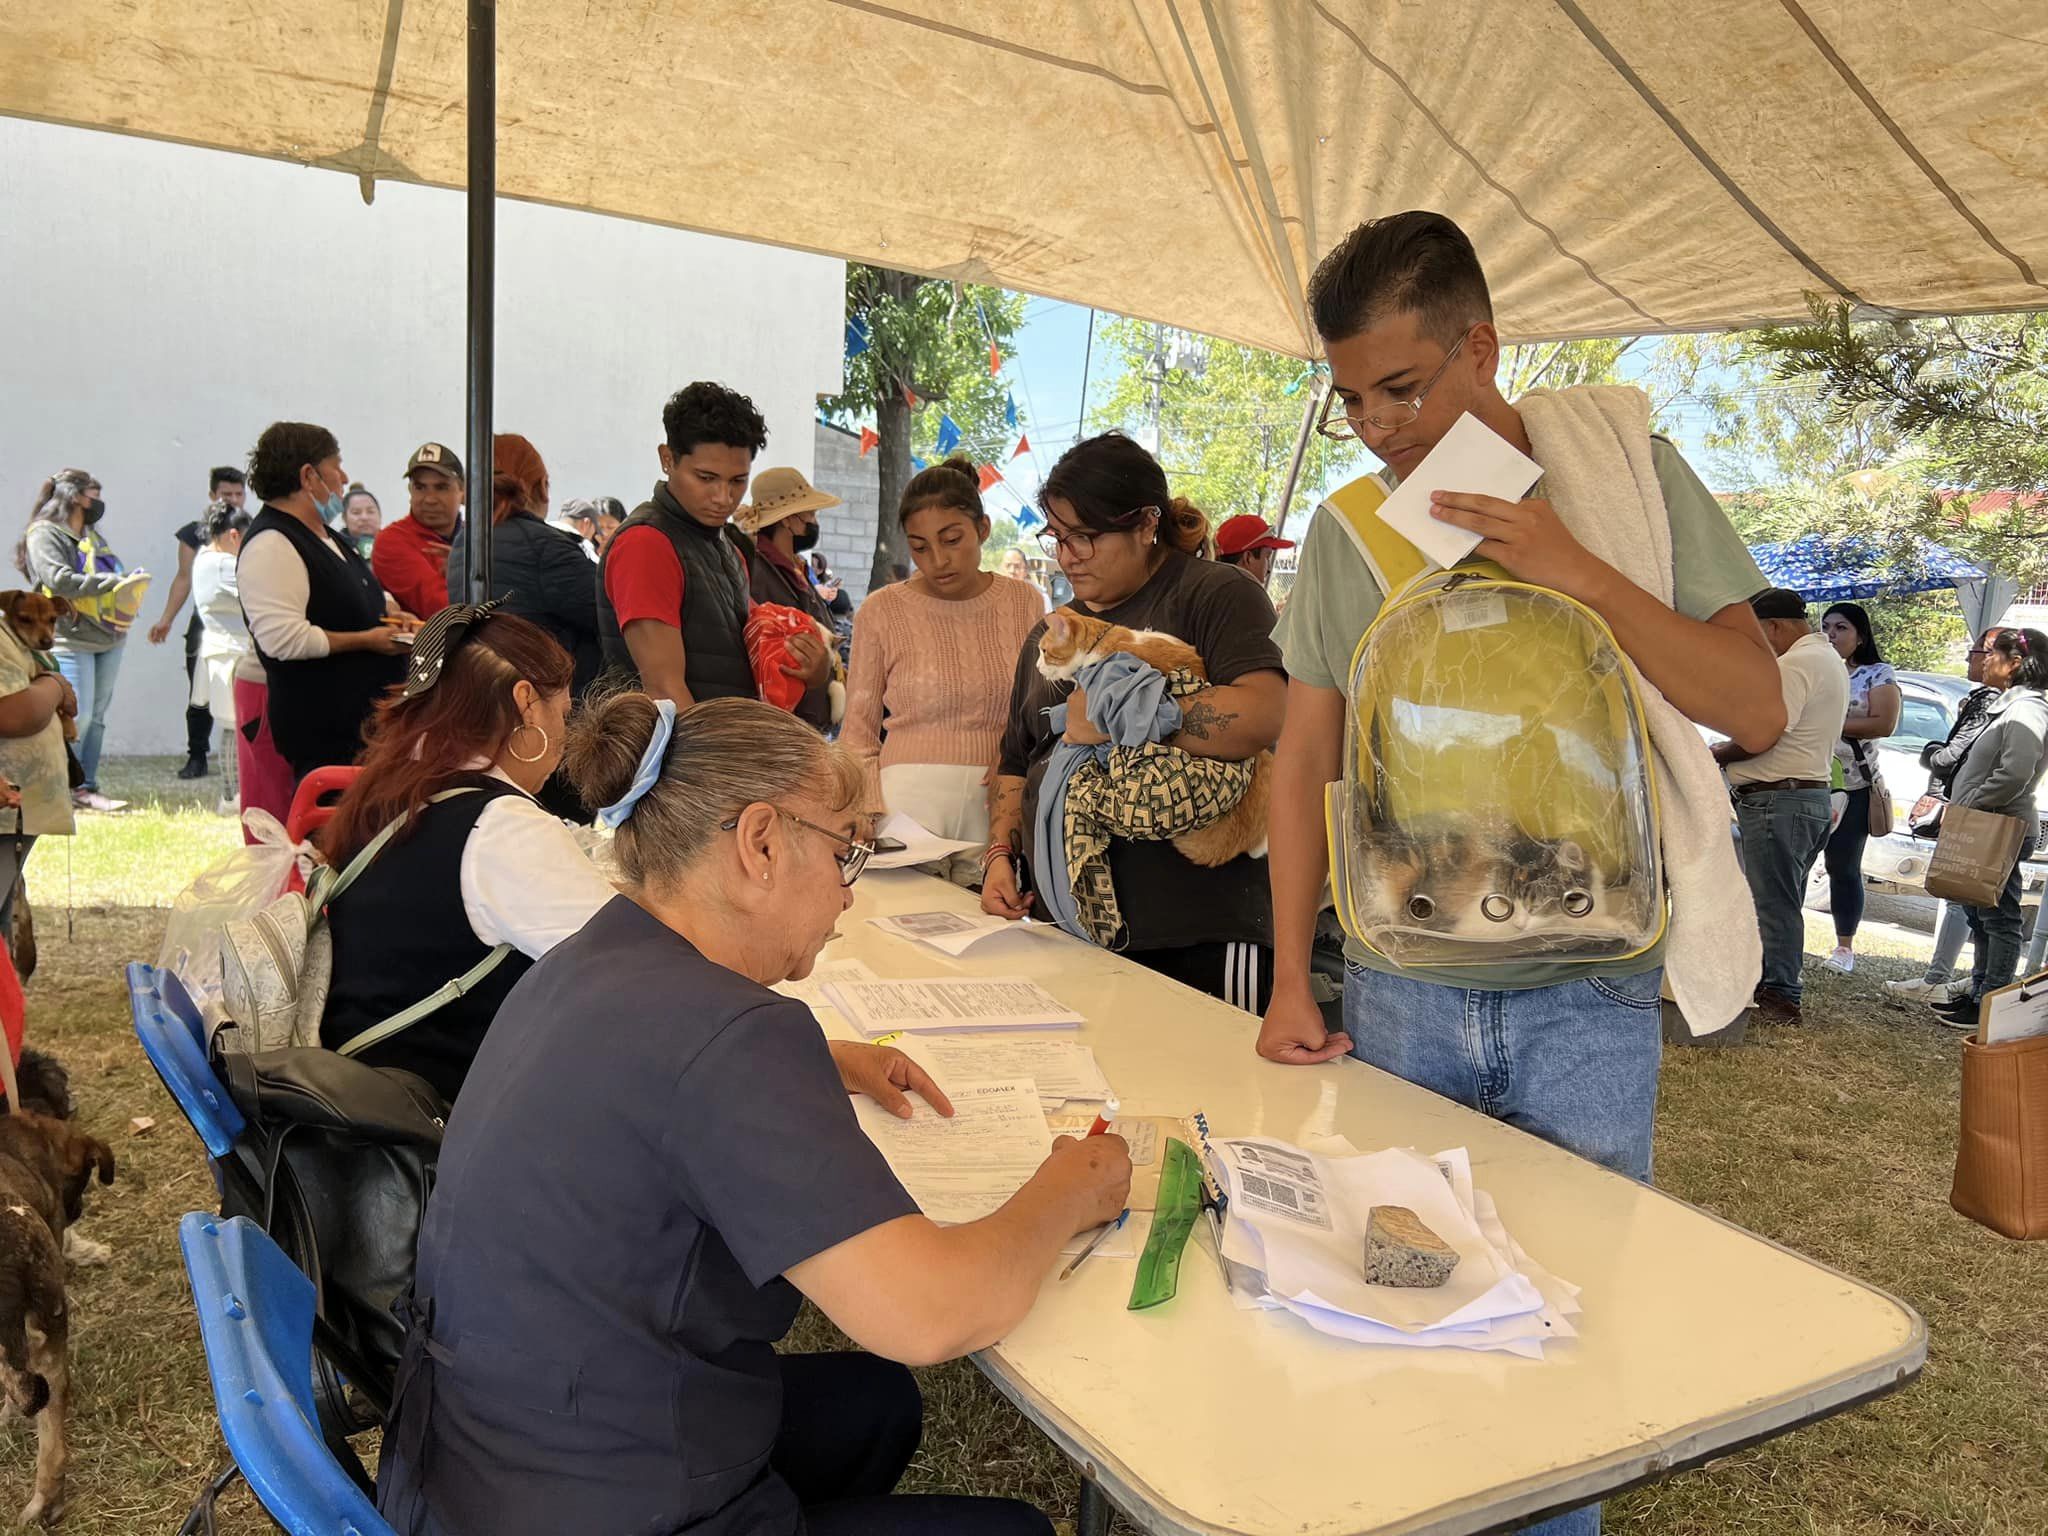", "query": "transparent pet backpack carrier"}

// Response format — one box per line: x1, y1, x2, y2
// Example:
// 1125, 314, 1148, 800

1326, 559, 1666, 968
